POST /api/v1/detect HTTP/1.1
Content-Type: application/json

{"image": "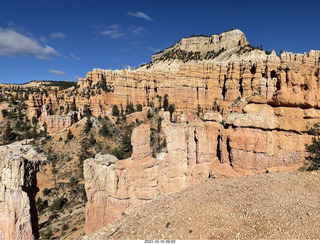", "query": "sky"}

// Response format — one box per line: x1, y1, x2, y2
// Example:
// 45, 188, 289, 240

0, 0, 319, 84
